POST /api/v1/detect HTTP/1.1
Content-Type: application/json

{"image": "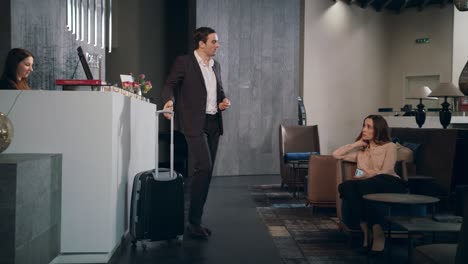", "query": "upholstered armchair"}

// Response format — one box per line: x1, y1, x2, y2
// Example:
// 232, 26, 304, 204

279, 124, 320, 189
303, 141, 413, 214
335, 147, 413, 239
305, 155, 338, 211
